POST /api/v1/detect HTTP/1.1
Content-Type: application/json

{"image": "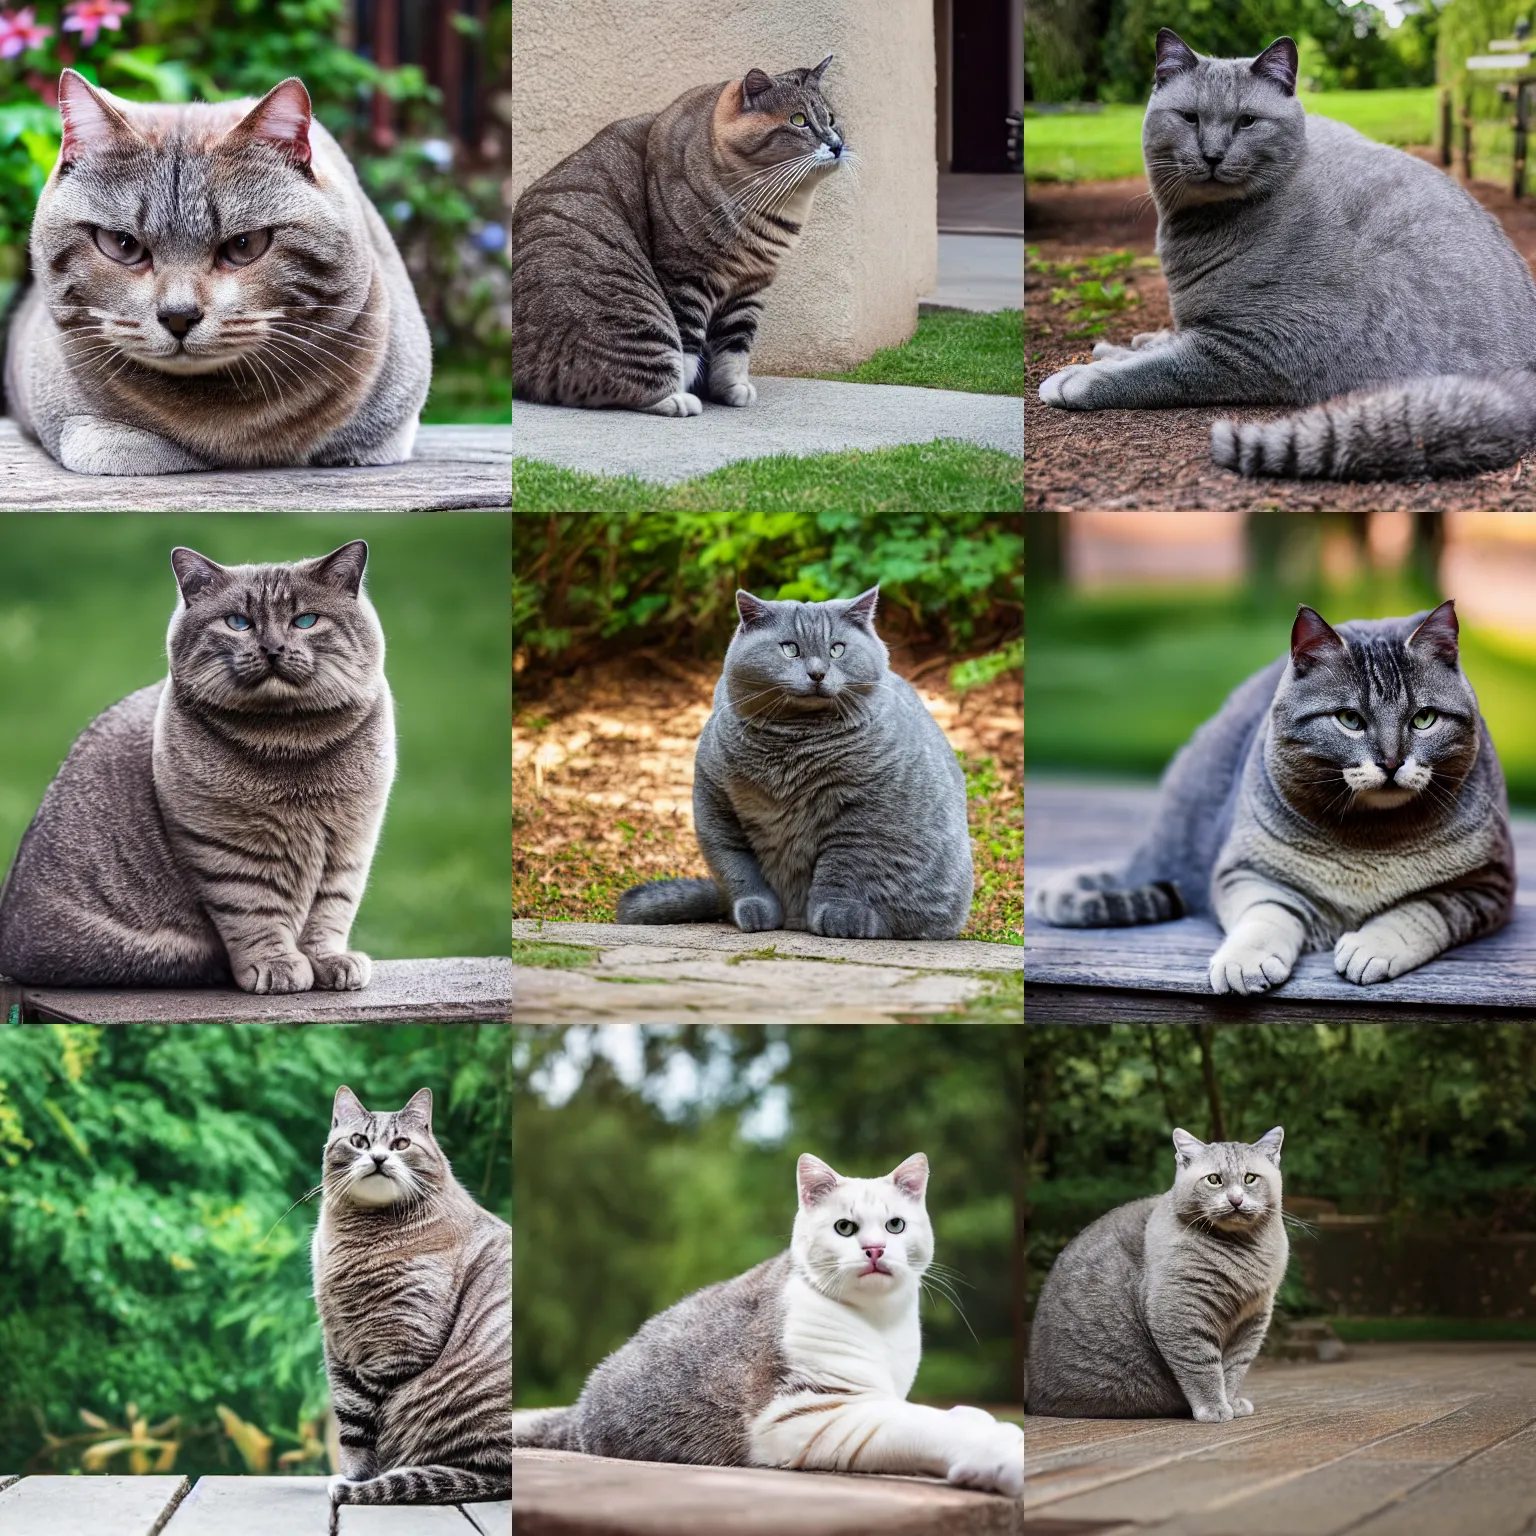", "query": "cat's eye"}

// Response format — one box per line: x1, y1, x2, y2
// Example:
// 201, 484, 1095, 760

790, 113, 808, 127
1336, 709, 1365, 731
225, 614, 252, 631
1237, 114, 1257, 129
94, 227, 147, 265
781, 641, 800, 657
830, 642, 846, 657
833, 1218, 858, 1237
1412, 708, 1438, 729
1205, 1173, 1222, 1185
1180, 111, 1198, 124
349, 1133, 369, 1149
1243, 1172, 1258, 1184
390, 1137, 410, 1151
885, 1217, 905, 1233
219, 229, 272, 268
292, 613, 318, 629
